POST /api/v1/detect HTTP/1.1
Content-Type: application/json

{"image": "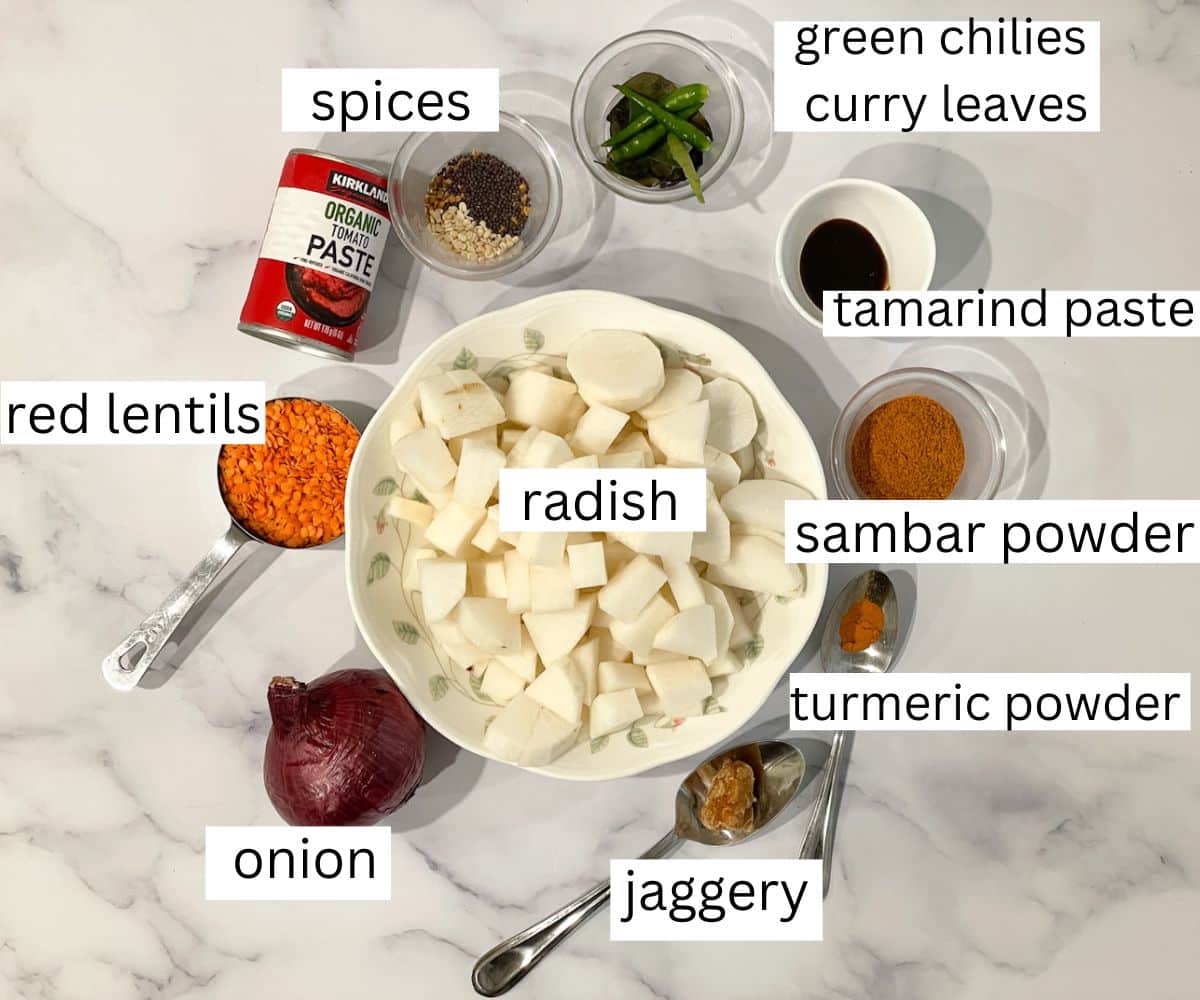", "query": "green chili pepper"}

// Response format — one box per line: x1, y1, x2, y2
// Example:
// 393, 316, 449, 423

666, 134, 705, 203
607, 102, 702, 163
615, 84, 713, 151
602, 83, 709, 147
